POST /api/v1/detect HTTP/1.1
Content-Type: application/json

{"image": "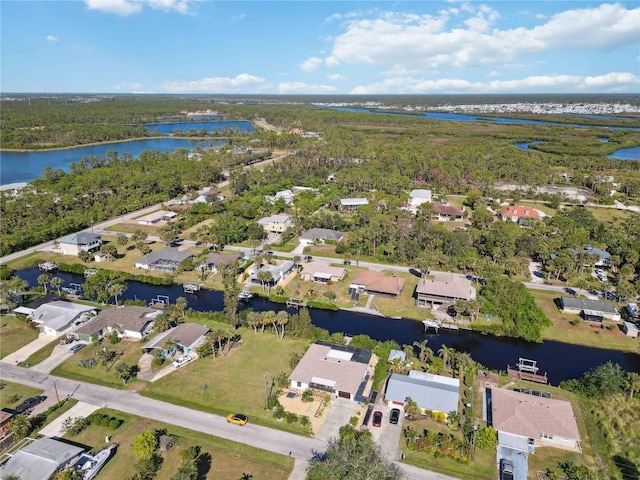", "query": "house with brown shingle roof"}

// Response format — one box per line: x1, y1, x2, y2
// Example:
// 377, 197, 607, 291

416, 273, 476, 307
432, 203, 464, 221
488, 388, 581, 452
350, 270, 405, 297
73, 306, 161, 342
289, 342, 373, 401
